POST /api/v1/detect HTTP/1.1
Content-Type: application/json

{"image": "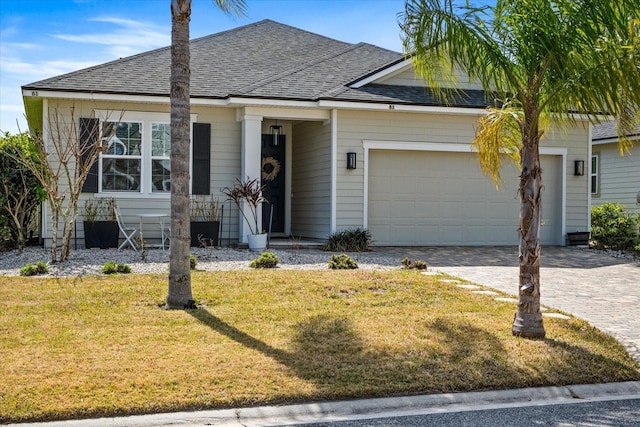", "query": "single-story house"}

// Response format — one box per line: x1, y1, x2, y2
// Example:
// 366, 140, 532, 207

591, 121, 640, 215
22, 19, 592, 248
